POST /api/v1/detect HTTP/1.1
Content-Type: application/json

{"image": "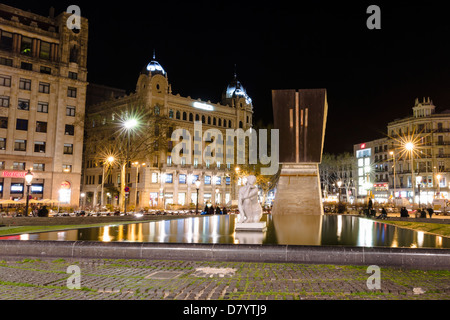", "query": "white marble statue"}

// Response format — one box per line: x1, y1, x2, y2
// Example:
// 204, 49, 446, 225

238, 175, 263, 223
